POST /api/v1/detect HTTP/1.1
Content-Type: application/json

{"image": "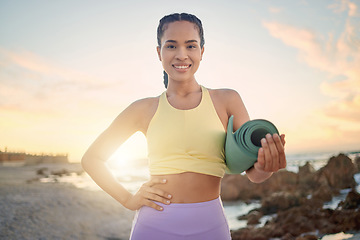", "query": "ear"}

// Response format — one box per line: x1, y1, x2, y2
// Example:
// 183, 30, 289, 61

200, 46, 205, 61
156, 46, 162, 61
